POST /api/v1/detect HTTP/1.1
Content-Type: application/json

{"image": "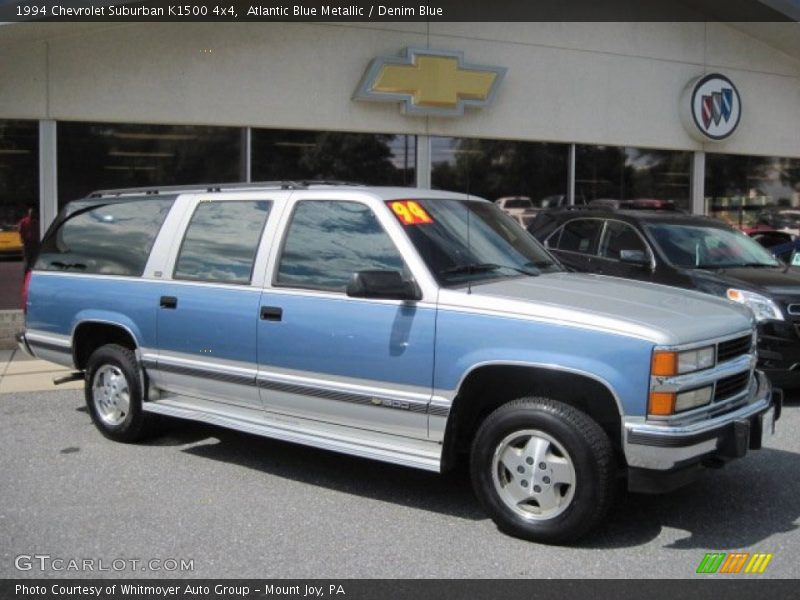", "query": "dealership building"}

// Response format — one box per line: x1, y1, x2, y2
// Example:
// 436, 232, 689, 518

0, 15, 799, 240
